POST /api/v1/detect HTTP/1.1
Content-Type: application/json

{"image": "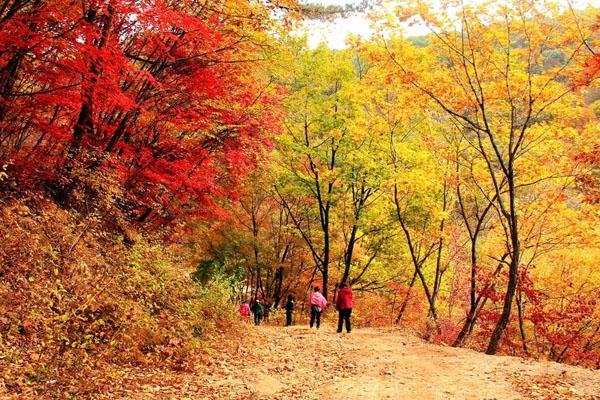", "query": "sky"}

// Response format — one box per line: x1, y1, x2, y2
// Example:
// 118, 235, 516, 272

300, 0, 600, 49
